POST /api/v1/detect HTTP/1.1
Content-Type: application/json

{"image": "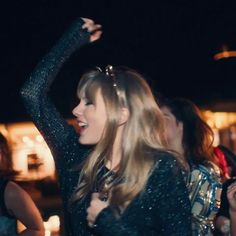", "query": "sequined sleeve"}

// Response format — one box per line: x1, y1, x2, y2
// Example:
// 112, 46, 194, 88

94, 153, 192, 236
187, 162, 222, 235
20, 18, 91, 193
